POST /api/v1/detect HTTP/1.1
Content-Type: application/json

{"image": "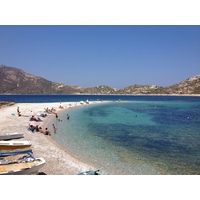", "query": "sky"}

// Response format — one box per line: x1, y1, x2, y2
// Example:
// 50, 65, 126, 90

0, 25, 200, 89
